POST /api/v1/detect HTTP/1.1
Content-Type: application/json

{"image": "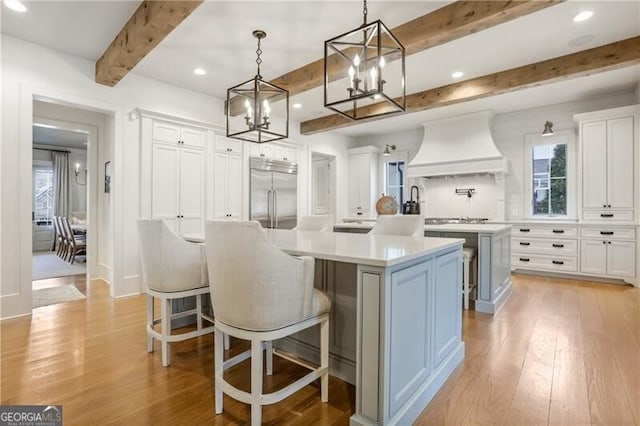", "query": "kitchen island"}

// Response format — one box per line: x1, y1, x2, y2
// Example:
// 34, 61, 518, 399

334, 221, 512, 314
186, 229, 465, 425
